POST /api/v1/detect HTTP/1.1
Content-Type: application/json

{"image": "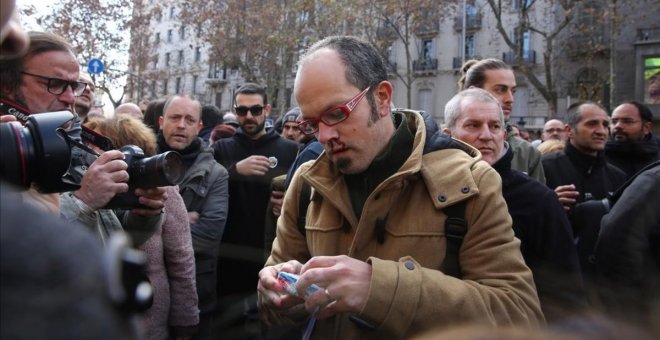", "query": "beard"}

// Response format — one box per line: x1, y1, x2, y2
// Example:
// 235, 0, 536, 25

241, 118, 266, 137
